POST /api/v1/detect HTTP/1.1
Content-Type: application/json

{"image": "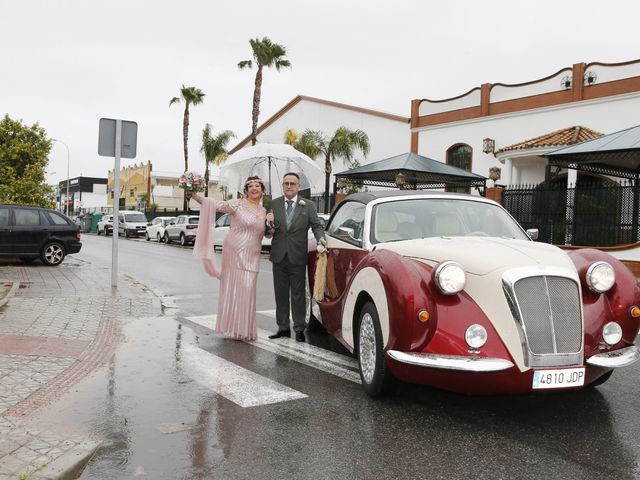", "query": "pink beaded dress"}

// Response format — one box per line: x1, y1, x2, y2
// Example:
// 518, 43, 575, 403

193, 197, 266, 341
